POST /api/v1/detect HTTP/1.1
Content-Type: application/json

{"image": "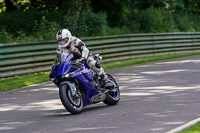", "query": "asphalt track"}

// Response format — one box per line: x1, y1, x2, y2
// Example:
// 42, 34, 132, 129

1, 55, 200, 133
